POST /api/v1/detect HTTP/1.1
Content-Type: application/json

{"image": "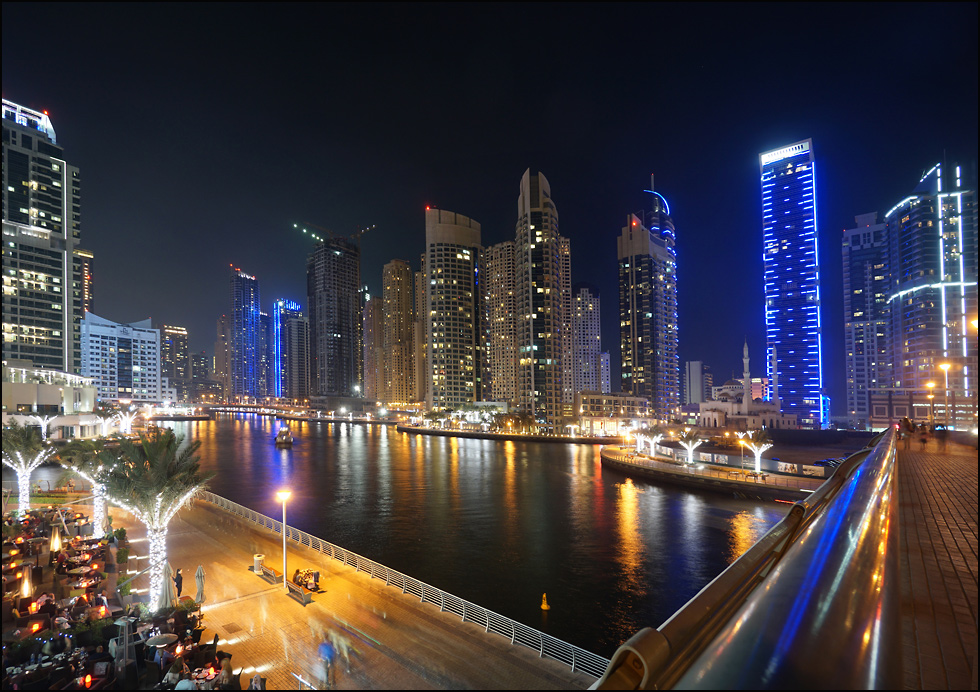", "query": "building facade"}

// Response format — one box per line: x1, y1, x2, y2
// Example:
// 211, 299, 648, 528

213, 314, 231, 401
760, 140, 826, 428
514, 170, 571, 428
842, 212, 889, 428
307, 237, 362, 397
272, 299, 309, 402
229, 267, 261, 400
424, 208, 483, 410
484, 240, 518, 406
571, 283, 604, 397
74, 247, 94, 315
160, 324, 191, 402
363, 293, 384, 401
2, 99, 84, 374
382, 259, 415, 405
618, 180, 679, 421
80, 312, 174, 403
